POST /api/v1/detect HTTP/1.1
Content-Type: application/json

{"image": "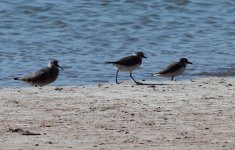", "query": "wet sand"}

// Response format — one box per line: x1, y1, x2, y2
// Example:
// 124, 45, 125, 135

0, 77, 234, 150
